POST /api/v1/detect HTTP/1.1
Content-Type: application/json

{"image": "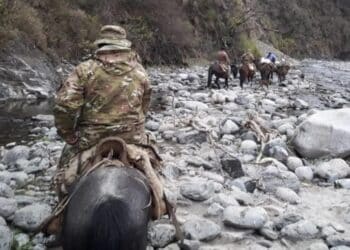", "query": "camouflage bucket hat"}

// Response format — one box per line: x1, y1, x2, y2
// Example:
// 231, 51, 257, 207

94, 25, 132, 52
